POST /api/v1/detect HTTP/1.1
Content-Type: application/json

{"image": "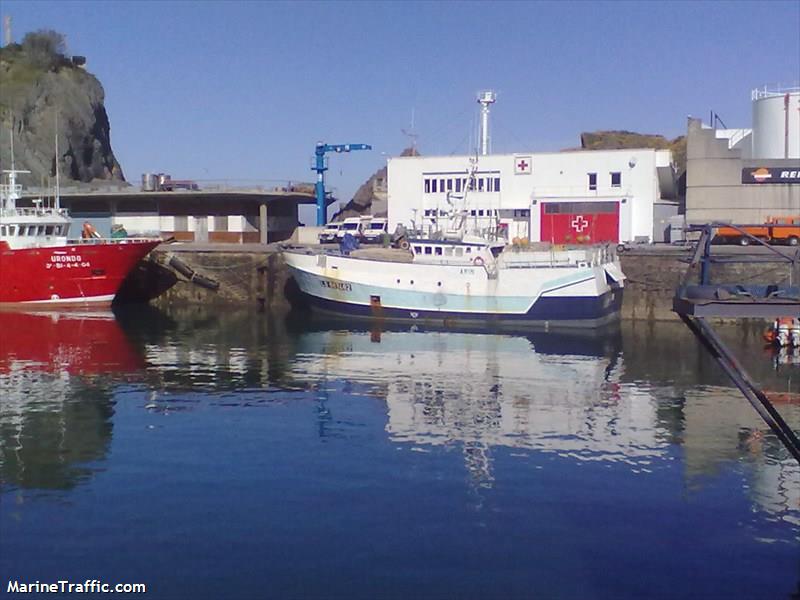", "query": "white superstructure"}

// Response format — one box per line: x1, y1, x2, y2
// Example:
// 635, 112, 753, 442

387, 148, 674, 244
